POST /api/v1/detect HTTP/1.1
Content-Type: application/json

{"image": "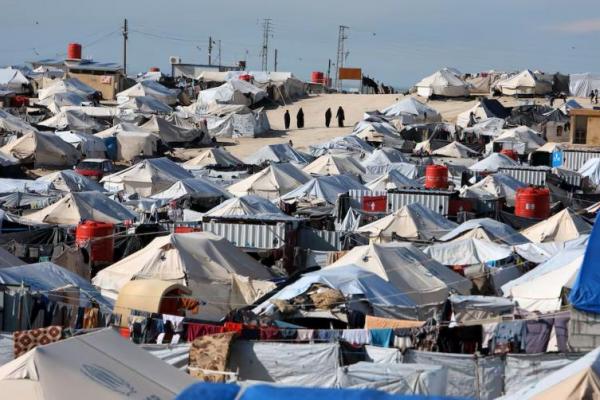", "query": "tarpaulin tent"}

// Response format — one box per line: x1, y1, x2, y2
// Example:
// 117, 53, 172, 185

462, 117, 505, 138
205, 107, 270, 138
363, 162, 421, 180
0, 67, 29, 94
431, 141, 479, 158
0, 109, 38, 135
95, 123, 159, 162
117, 80, 179, 105
203, 194, 293, 221
469, 153, 518, 173
150, 178, 231, 201
55, 131, 107, 158
365, 169, 422, 191
577, 158, 600, 186
380, 97, 442, 124
488, 126, 546, 155
440, 218, 529, 245
521, 209, 592, 243
569, 73, 600, 97
495, 70, 552, 96
456, 99, 510, 128
92, 232, 275, 320
0, 131, 81, 168
140, 115, 209, 144
362, 148, 407, 167
279, 174, 368, 205
39, 109, 106, 132
198, 80, 266, 107
183, 147, 243, 168
569, 215, 600, 314
37, 78, 97, 101
309, 135, 374, 157
460, 173, 526, 207
415, 70, 469, 98
117, 95, 173, 114
36, 170, 106, 193
228, 163, 311, 199
244, 145, 311, 167
424, 238, 513, 265
303, 154, 366, 176
36, 92, 88, 114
